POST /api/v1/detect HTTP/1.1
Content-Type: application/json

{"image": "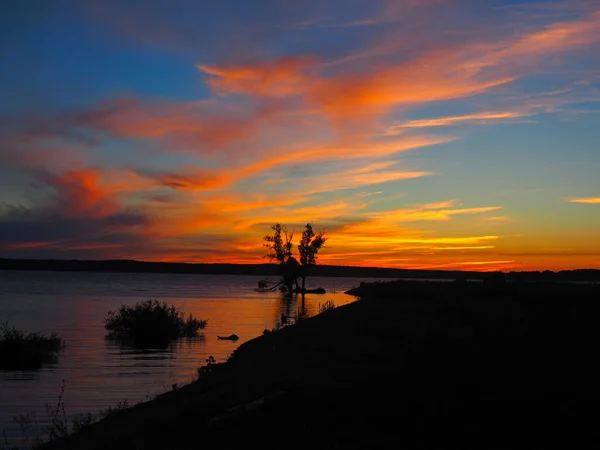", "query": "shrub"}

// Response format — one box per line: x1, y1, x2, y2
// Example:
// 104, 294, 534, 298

71, 412, 96, 433
318, 299, 336, 314
104, 299, 207, 347
197, 355, 217, 378
100, 400, 130, 419
0, 322, 64, 370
